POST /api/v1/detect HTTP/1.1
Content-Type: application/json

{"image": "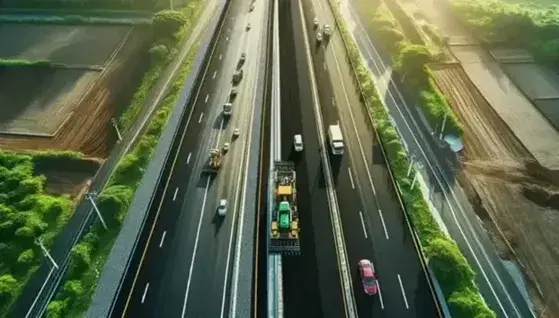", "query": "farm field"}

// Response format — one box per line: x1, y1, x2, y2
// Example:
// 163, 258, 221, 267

501, 63, 559, 100
0, 23, 150, 158
431, 63, 559, 316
